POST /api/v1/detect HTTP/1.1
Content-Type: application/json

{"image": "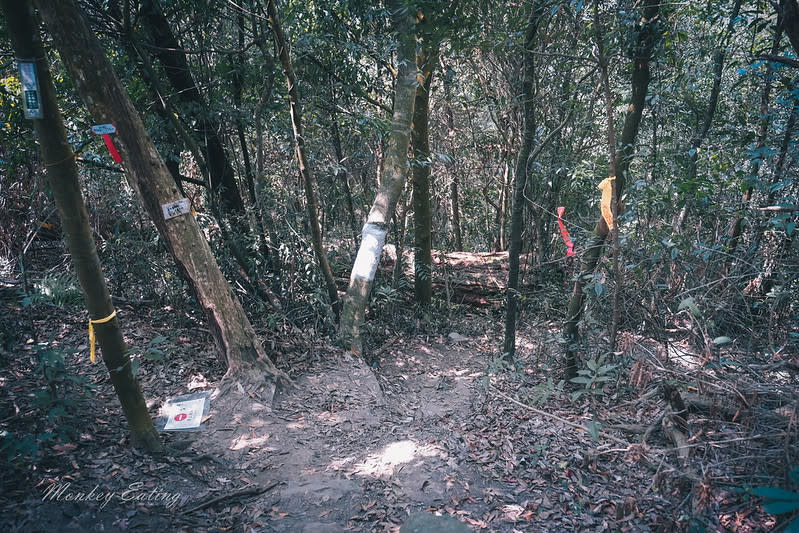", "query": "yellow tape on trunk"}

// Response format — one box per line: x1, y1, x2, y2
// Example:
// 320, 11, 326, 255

88, 310, 117, 363
597, 176, 616, 230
